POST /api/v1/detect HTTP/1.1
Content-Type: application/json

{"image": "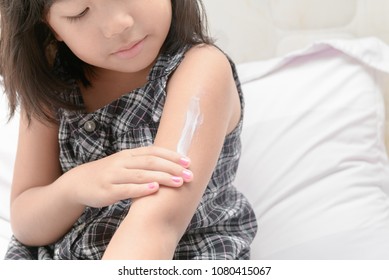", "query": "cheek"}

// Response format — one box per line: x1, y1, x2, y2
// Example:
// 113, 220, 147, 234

49, 24, 98, 58
52, 31, 100, 65
155, 10, 172, 39
64, 37, 100, 63
151, 0, 172, 31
